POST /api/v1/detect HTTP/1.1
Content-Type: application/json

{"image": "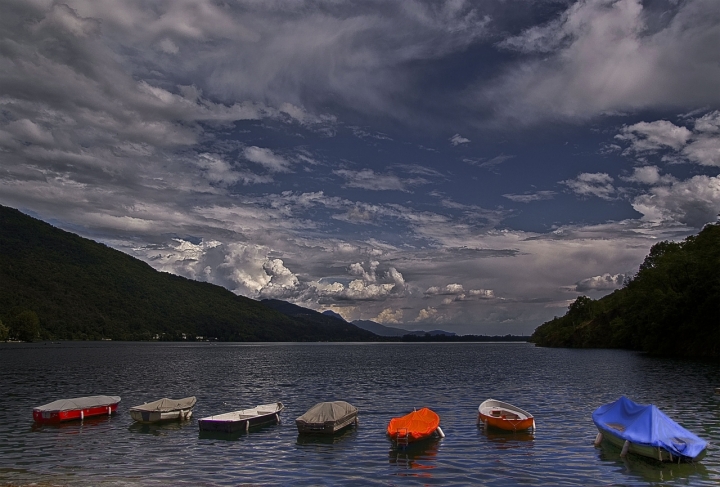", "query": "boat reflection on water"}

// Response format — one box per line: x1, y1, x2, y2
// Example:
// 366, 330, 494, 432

596, 439, 710, 484
389, 436, 441, 476
296, 427, 357, 446
128, 419, 192, 436
198, 422, 280, 441
31, 414, 113, 434
480, 427, 535, 450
